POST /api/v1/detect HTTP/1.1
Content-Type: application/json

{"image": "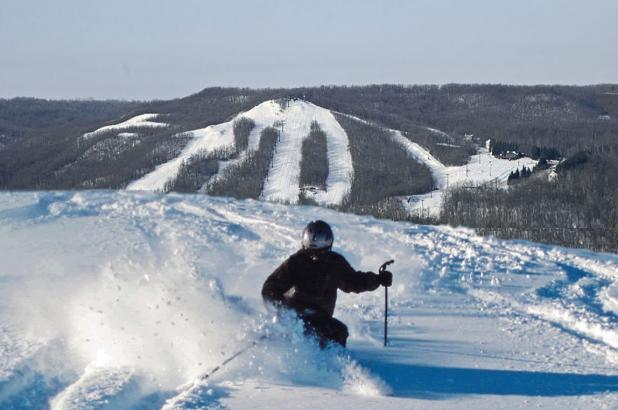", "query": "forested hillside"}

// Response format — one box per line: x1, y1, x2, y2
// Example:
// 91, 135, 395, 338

1, 85, 616, 252
441, 150, 618, 253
